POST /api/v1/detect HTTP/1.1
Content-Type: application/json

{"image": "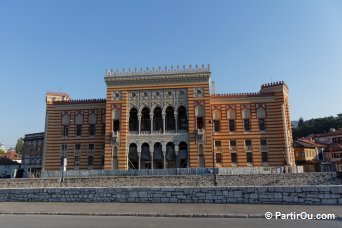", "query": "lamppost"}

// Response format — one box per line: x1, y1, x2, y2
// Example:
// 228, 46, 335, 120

61, 119, 72, 183
208, 120, 217, 186
60, 125, 68, 183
